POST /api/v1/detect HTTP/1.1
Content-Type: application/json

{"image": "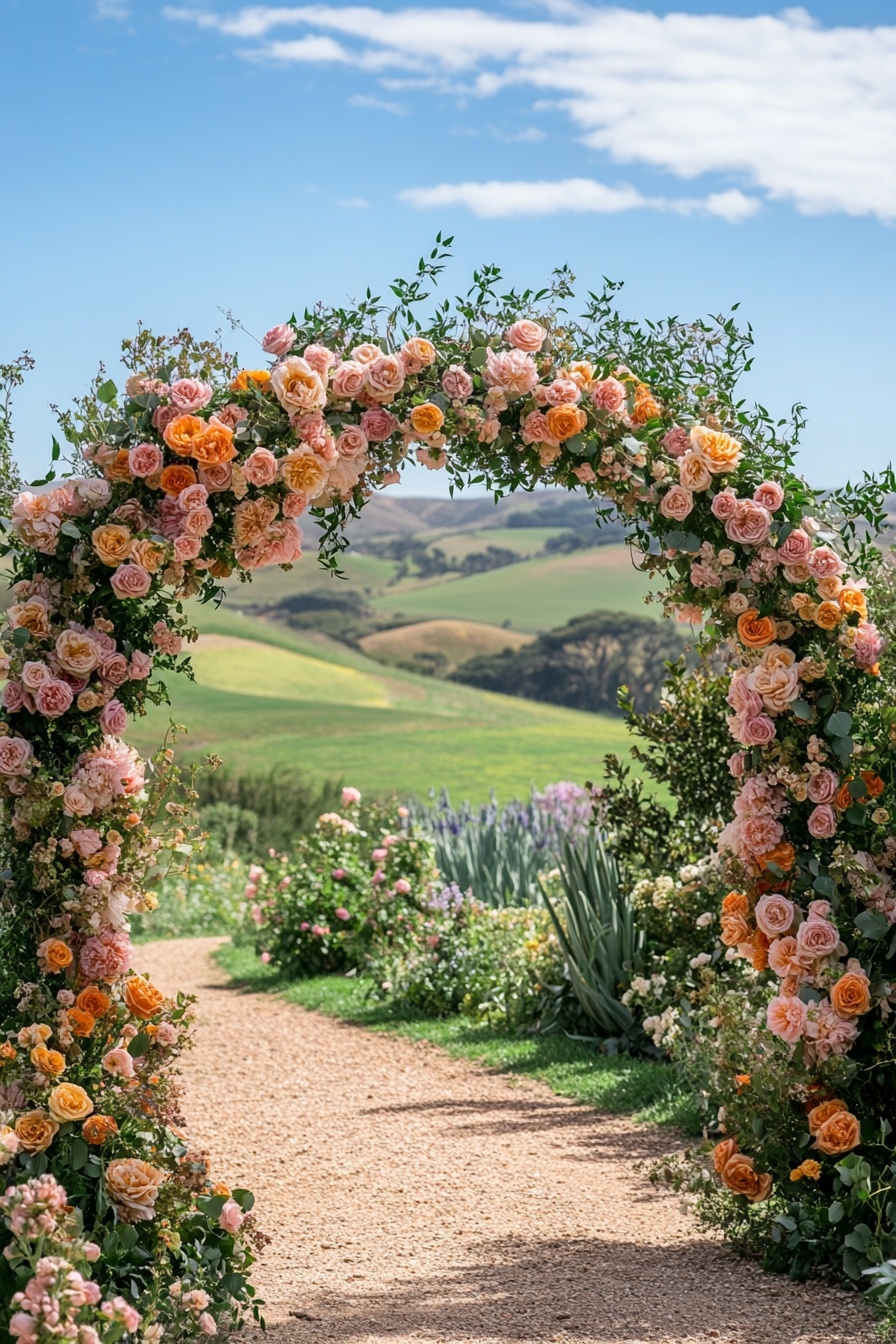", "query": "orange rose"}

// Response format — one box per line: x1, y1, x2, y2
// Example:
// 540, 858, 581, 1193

721, 891, 750, 916
815, 600, 843, 630
808, 1098, 847, 1133
830, 970, 871, 1018
163, 414, 206, 457
159, 464, 198, 496
67, 1008, 96, 1038
862, 771, 885, 799
721, 1153, 772, 1203
192, 423, 236, 467
15, 1111, 59, 1154
48, 1082, 94, 1124
759, 842, 795, 872
814, 1110, 861, 1156
835, 782, 854, 811
105, 449, 133, 483
630, 383, 660, 425
713, 1136, 738, 1173
76, 986, 111, 1018
790, 1159, 821, 1181
230, 369, 271, 393
30, 1046, 65, 1078
41, 939, 73, 972
750, 930, 770, 972
130, 539, 167, 573
735, 1074, 751, 1090
83, 1114, 118, 1145
720, 912, 751, 947
736, 609, 776, 649
545, 404, 587, 442
409, 403, 446, 436
839, 586, 868, 617
92, 524, 132, 567
124, 976, 165, 1020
